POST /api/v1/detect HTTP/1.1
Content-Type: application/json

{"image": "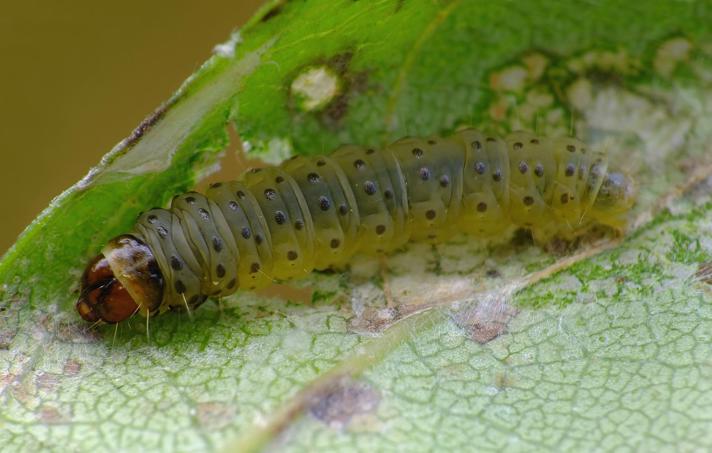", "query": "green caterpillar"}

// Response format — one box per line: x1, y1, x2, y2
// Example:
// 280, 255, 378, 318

76, 128, 635, 324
